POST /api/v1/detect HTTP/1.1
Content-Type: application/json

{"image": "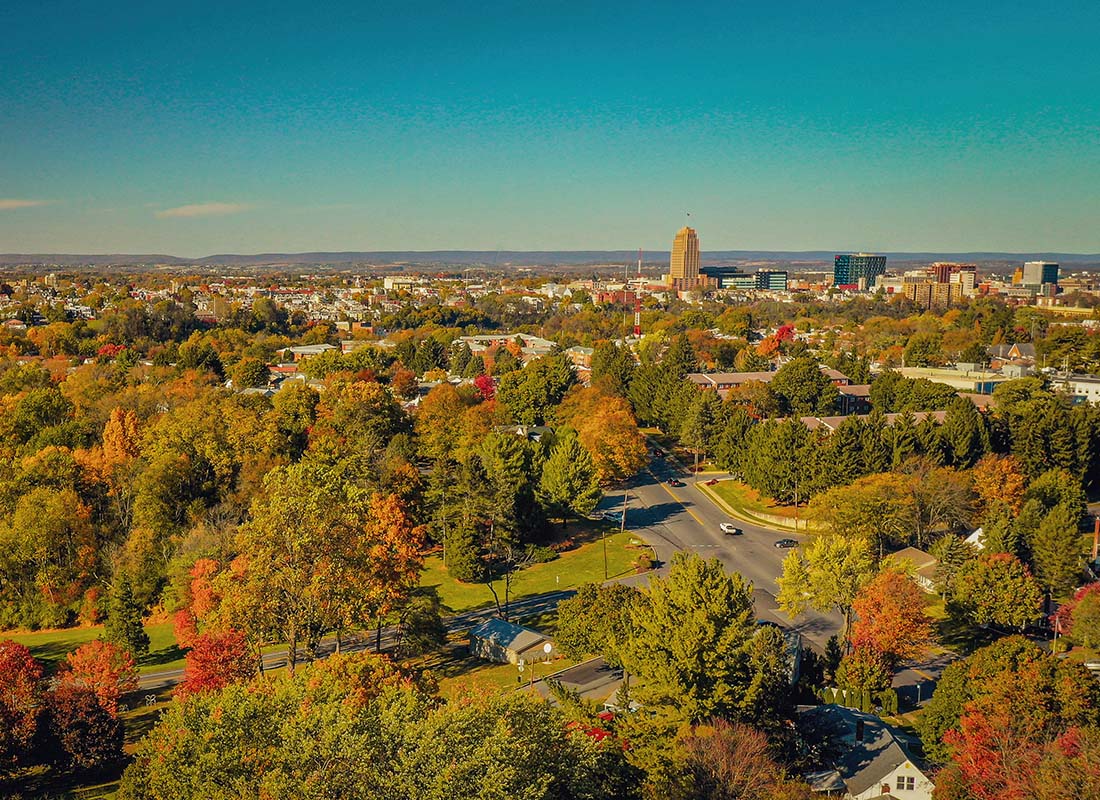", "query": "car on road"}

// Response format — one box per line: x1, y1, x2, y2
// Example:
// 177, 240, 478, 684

719, 523, 742, 535
601, 510, 622, 522
666, 478, 684, 487
704, 478, 719, 486
774, 538, 798, 549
